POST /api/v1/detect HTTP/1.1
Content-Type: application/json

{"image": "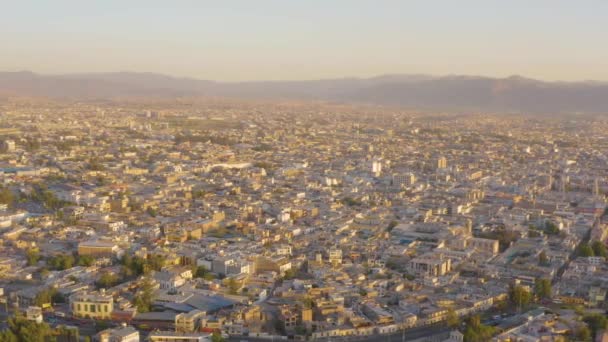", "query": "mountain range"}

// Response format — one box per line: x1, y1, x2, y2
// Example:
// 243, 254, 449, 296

1, 71, 607, 114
